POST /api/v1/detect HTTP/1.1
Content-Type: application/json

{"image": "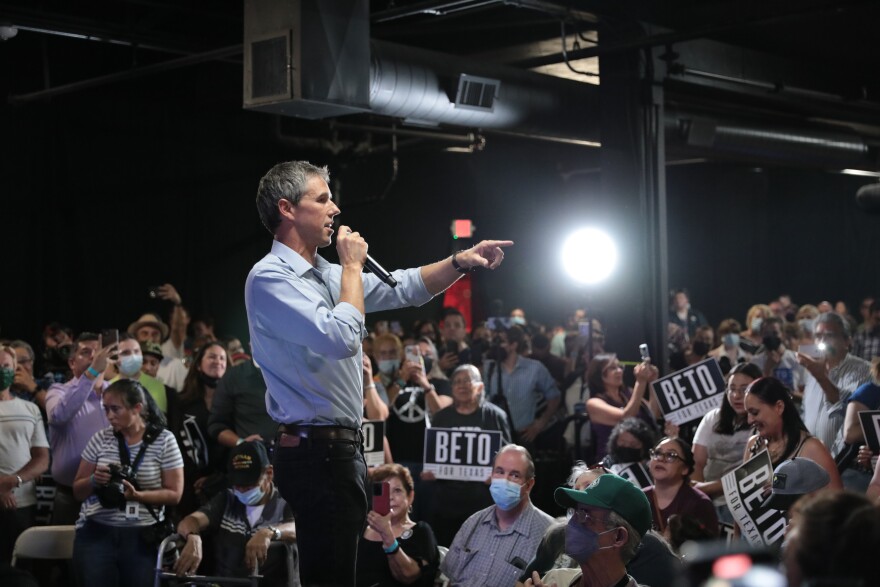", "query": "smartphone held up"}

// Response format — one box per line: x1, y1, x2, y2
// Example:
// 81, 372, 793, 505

372, 481, 391, 516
